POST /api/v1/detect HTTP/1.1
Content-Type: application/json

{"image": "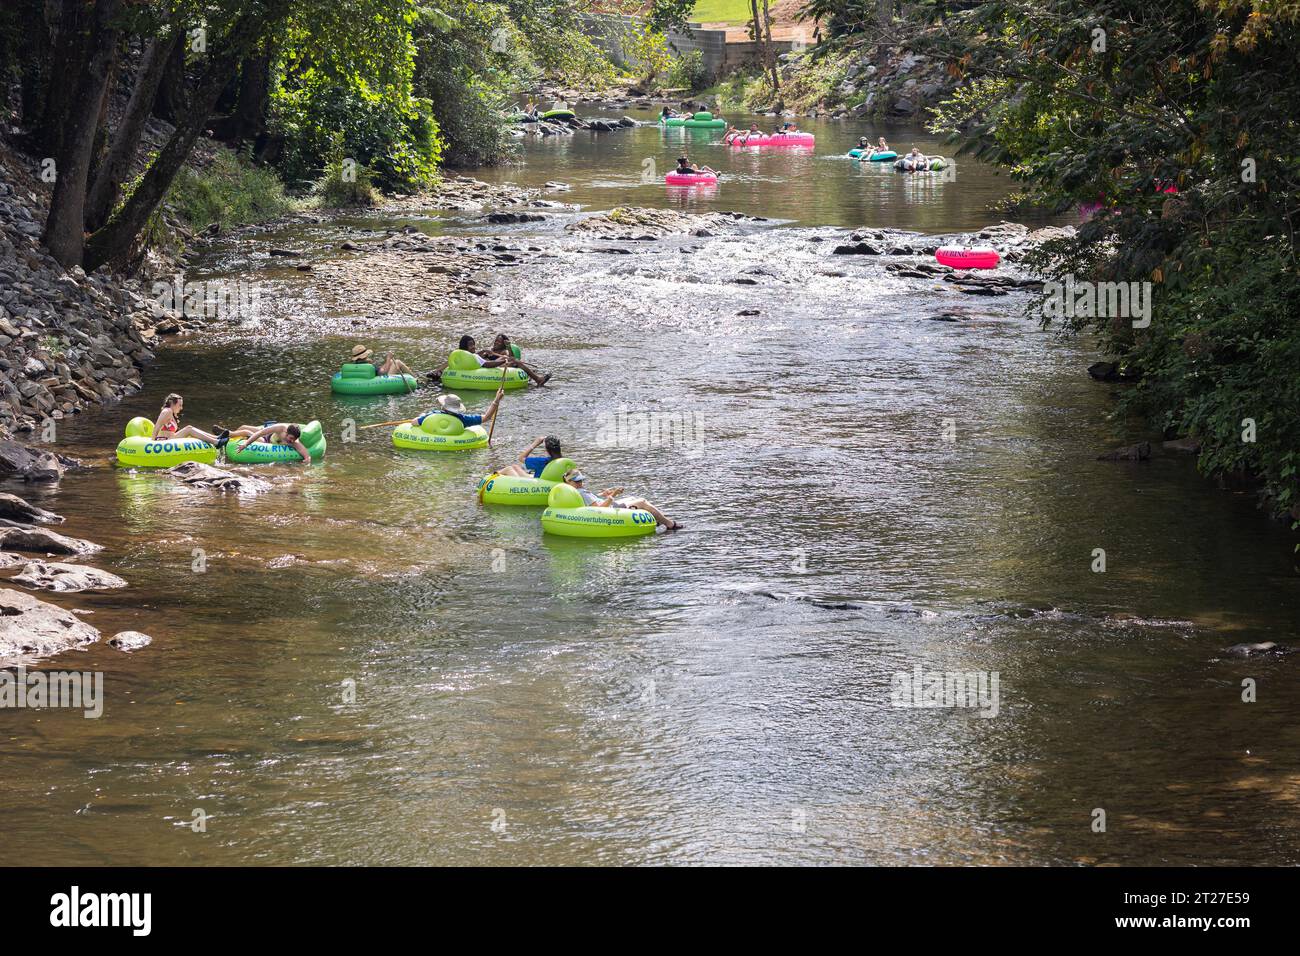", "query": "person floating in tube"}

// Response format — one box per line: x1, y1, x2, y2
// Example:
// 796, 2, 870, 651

433, 334, 550, 387
495, 434, 564, 479
414, 391, 504, 429
675, 155, 718, 177
903, 146, 929, 171
870, 136, 890, 157
561, 468, 681, 532
350, 343, 413, 378
228, 423, 312, 462
151, 393, 230, 448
